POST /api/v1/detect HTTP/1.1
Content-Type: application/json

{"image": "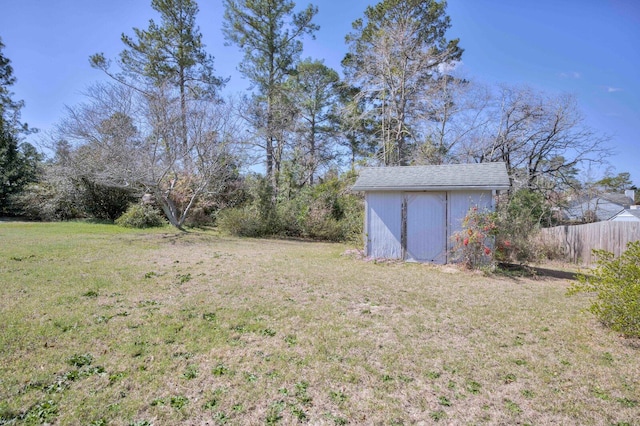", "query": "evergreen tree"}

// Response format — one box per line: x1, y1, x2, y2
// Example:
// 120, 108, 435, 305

286, 59, 340, 186
343, 0, 462, 166
91, 0, 225, 147
223, 0, 318, 189
0, 38, 40, 214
